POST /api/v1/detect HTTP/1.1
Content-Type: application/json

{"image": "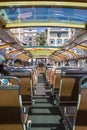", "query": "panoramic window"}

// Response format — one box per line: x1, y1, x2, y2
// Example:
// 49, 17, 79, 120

0, 7, 87, 25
